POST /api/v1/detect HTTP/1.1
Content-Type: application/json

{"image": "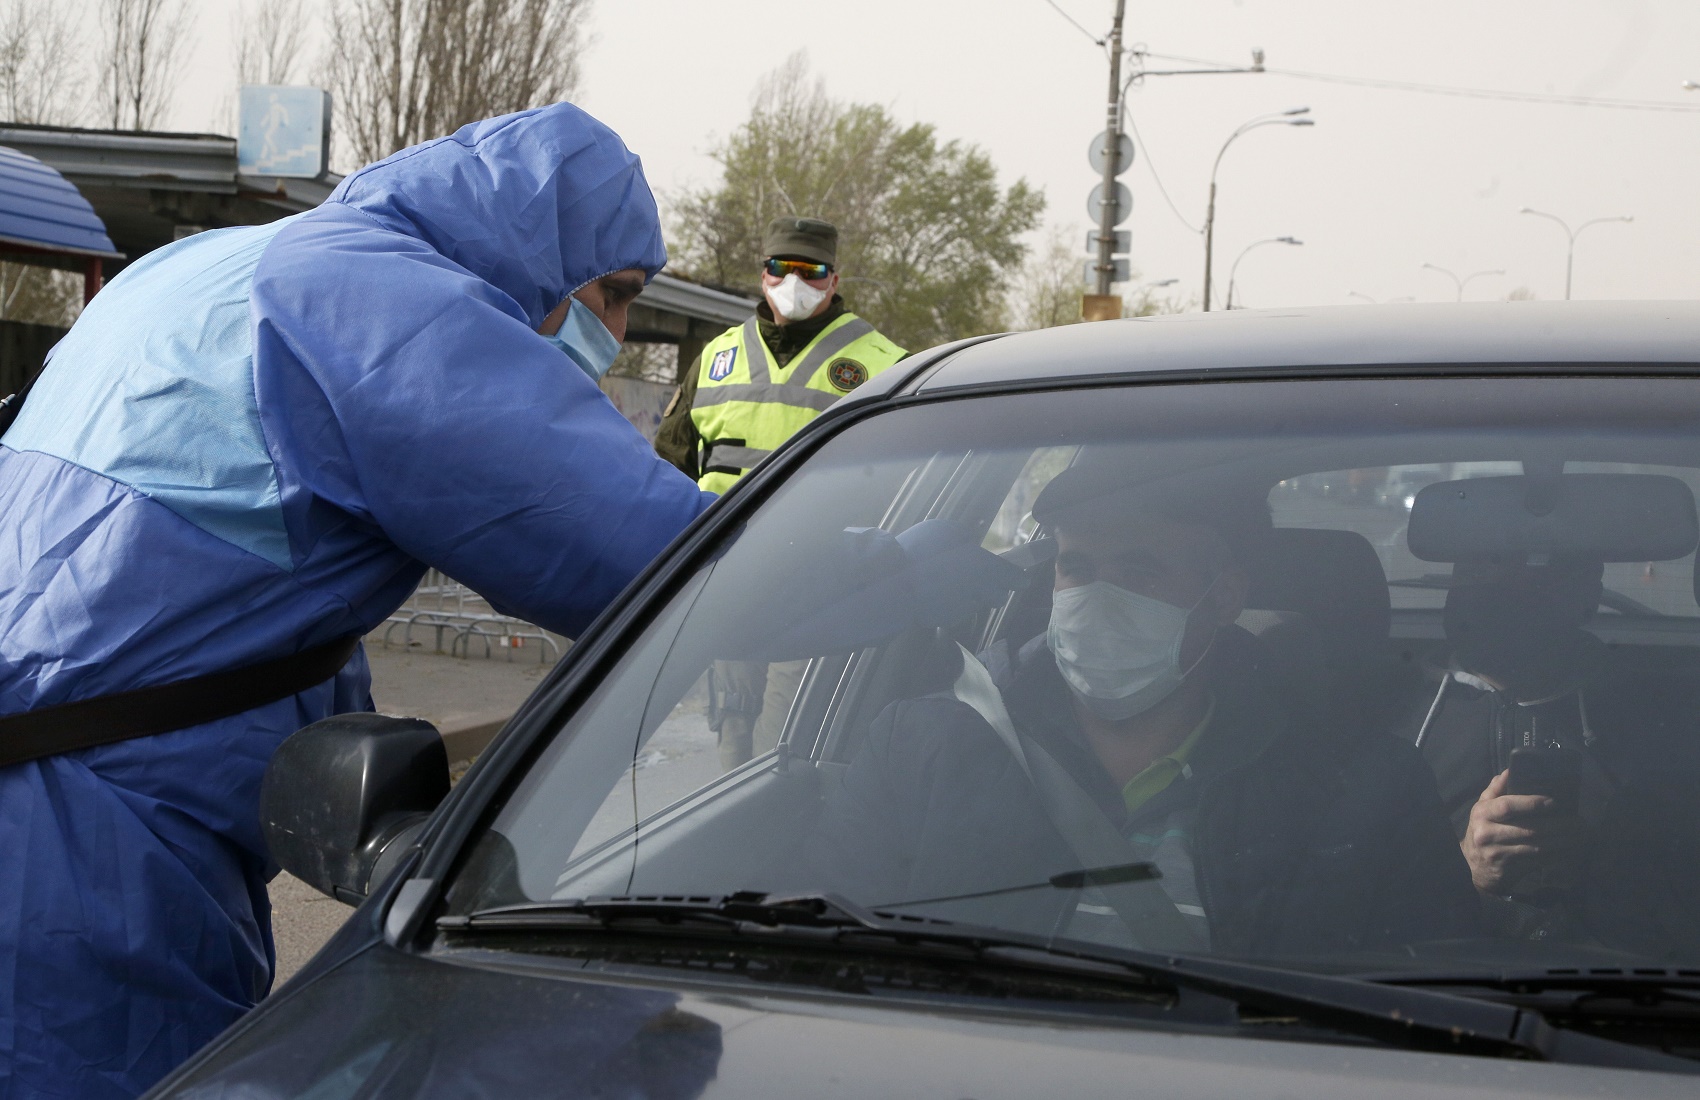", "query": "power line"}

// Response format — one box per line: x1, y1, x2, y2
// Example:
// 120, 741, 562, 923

1141, 51, 1700, 114
1122, 108, 1202, 235
1040, 0, 1104, 46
